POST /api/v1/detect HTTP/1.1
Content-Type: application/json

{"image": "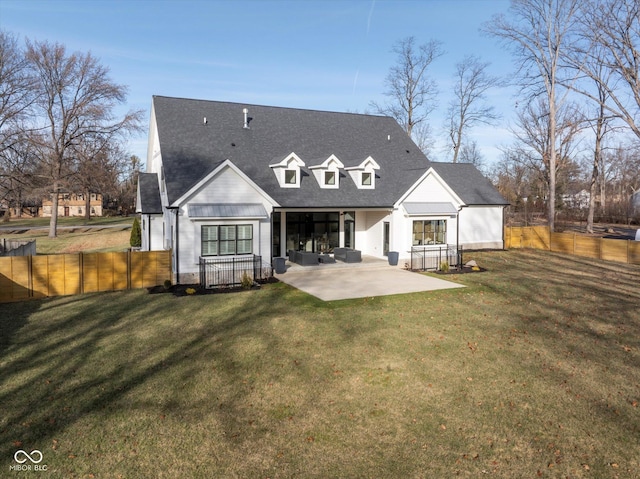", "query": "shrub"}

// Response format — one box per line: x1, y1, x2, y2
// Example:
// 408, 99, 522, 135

241, 272, 253, 290
185, 287, 196, 295
163, 279, 172, 290
439, 261, 450, 273
130, 217, 142, 247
